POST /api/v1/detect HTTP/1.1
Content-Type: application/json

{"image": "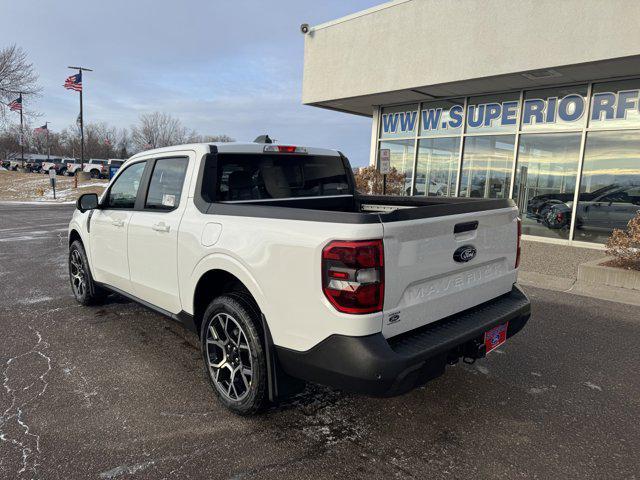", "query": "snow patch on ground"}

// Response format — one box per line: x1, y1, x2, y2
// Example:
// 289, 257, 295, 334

99, 460, 156, 479
528, 385, 557, 395
584, 381, 603, 391
0, 170, 106, 203
18, 296, 54, 305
